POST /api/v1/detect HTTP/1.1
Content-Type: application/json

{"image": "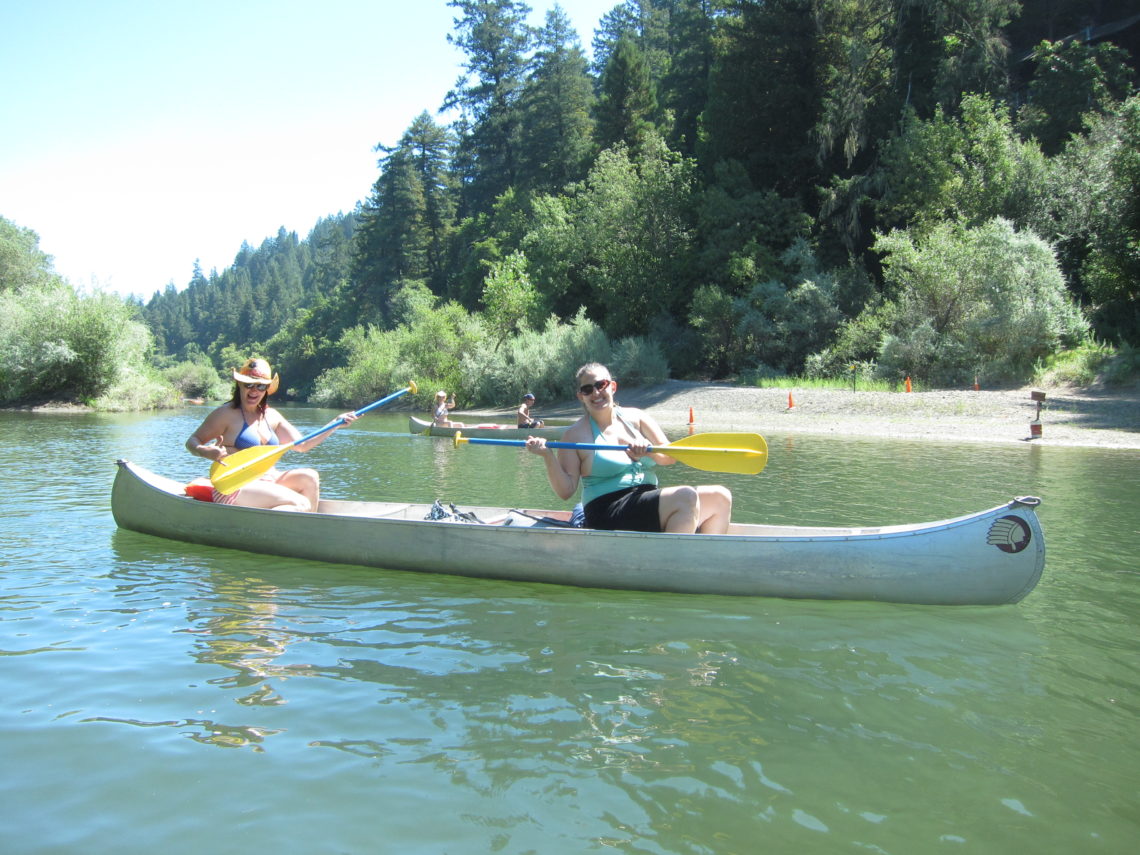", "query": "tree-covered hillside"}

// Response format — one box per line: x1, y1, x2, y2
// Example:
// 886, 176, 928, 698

7, 1, 1139, 408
